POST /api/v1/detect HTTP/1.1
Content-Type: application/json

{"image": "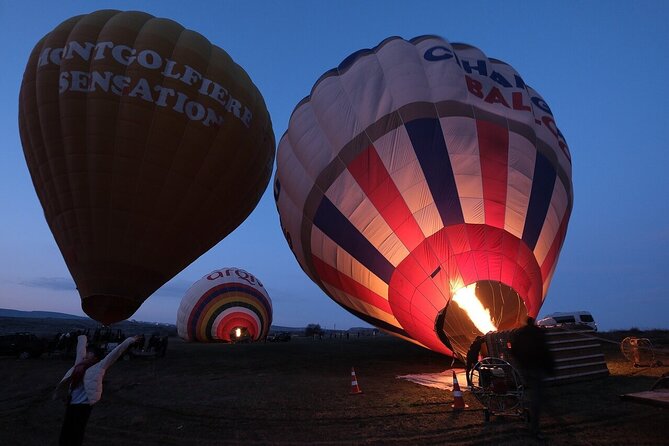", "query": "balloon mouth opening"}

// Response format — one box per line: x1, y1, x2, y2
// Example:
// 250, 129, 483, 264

436, 281, 528, 360
230, 327, 251, 342
82, 295, 140, 326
